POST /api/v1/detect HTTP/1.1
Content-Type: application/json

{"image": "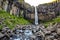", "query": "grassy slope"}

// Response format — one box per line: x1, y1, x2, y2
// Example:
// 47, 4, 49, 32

0, 10, 60, 29
43, 16, 60, 27
0, 10, 30, 29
